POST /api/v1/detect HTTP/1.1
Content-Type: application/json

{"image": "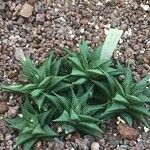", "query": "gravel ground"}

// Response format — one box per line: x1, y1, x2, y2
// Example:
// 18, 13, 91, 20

0, 0, 150, 149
